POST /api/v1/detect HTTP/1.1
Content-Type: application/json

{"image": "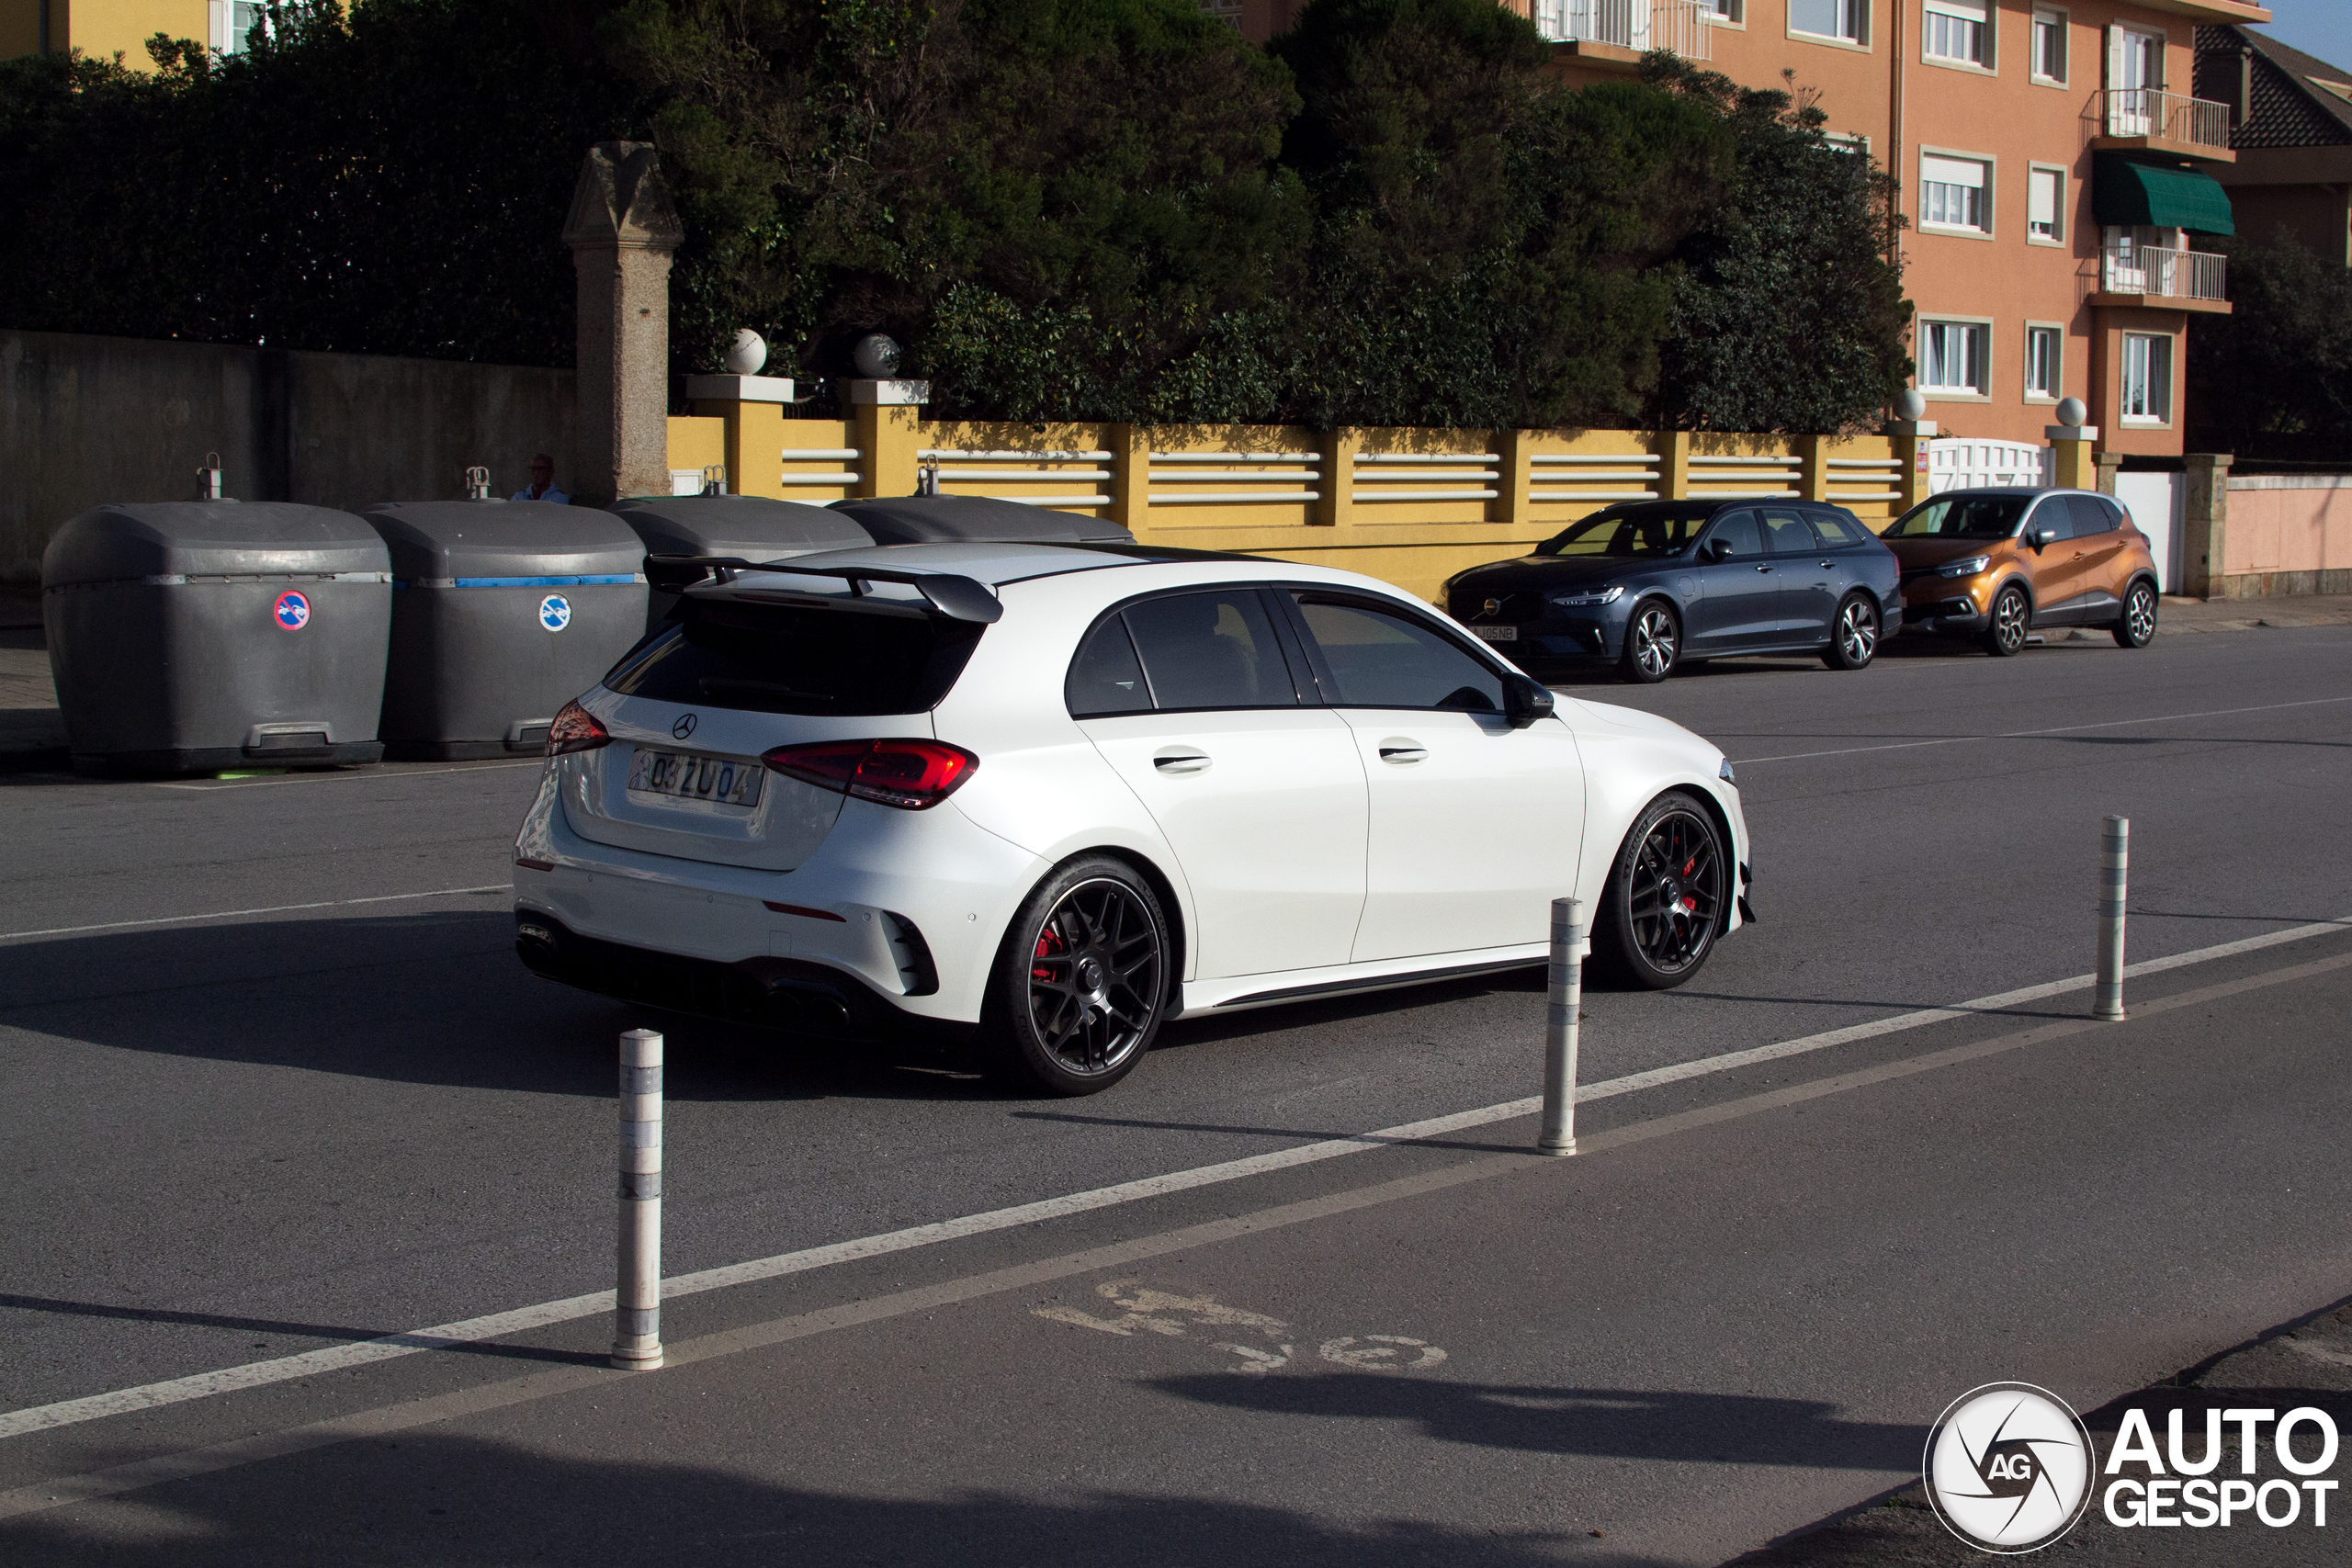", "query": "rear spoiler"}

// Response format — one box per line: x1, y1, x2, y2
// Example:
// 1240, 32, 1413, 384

643, 555, 1003, 624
